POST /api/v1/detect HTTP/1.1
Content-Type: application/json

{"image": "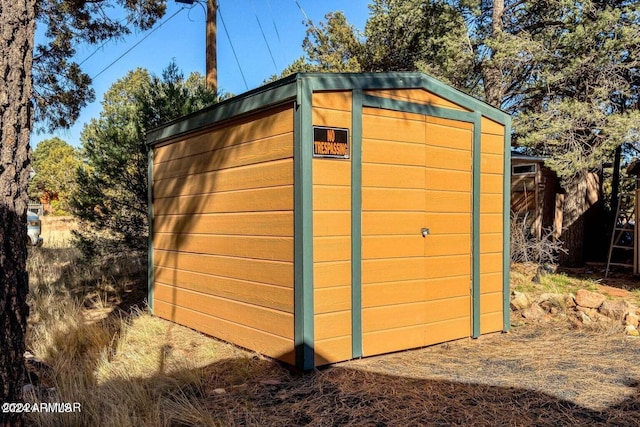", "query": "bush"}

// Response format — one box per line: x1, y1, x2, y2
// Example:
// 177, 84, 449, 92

510, 212, 567, 265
